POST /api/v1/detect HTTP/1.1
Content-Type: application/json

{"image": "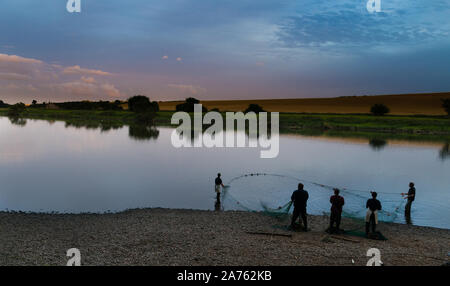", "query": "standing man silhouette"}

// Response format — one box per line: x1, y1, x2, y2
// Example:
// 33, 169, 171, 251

215, 173, 225, 203
402, 182, 416, 224
329, 188, 345, 233
291, 183, 309, 231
